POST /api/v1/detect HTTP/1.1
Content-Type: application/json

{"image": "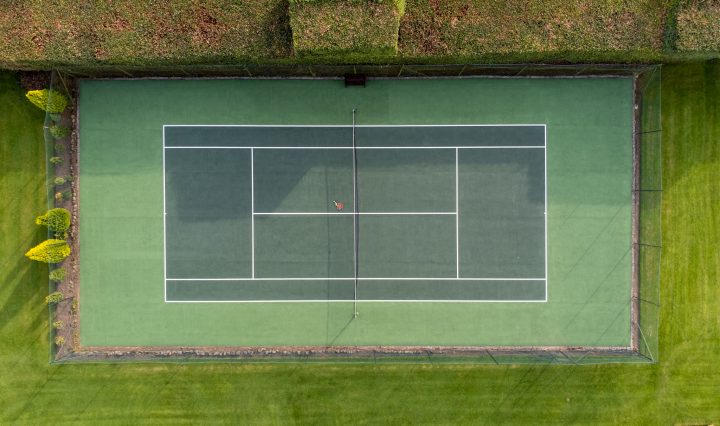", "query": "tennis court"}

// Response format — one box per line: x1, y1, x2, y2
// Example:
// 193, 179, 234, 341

79, 78, 633, 348
164, 124, 546, 302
